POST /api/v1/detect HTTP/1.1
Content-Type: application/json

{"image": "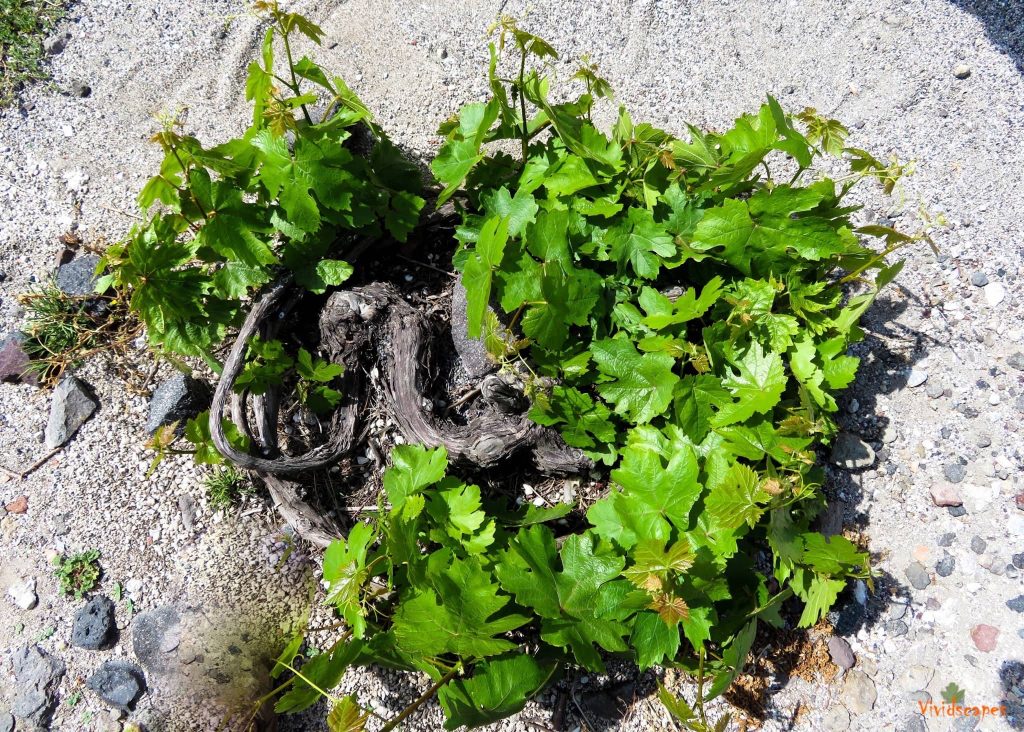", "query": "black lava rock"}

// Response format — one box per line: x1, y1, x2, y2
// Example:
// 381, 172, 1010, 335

55, 254, 101, 296
145, 374, 211, 435
71, 595, 116, 650
87, 661, 146, 710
